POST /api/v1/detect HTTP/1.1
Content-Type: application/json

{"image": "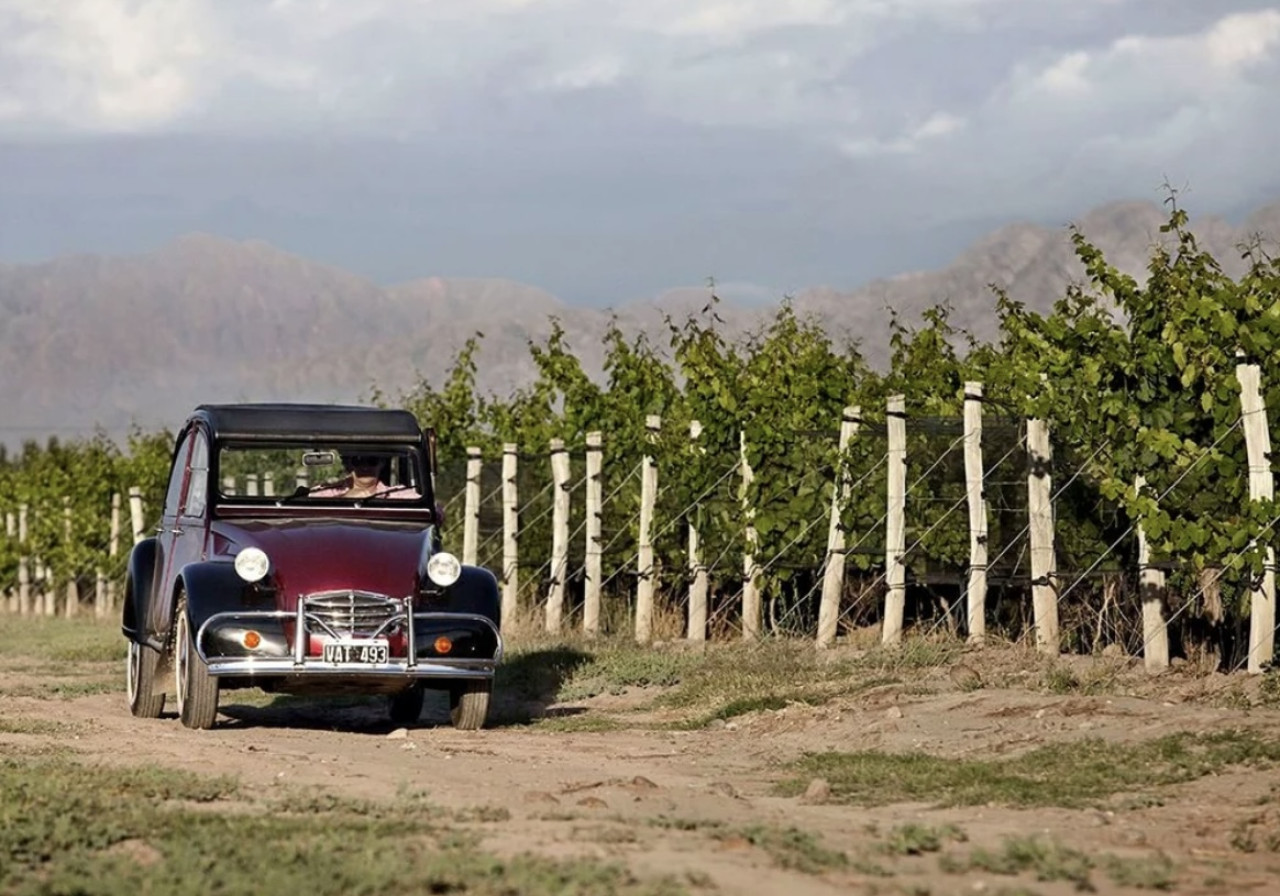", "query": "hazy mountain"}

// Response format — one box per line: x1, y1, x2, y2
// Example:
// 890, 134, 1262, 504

3, 196, 1278, 448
